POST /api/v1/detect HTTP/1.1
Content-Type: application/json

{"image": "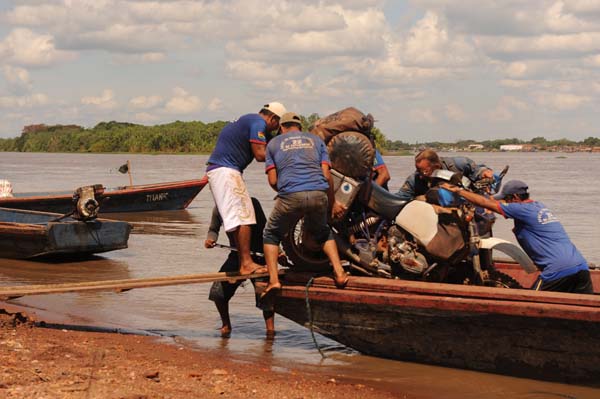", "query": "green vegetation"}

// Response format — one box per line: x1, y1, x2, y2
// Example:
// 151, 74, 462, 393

0, 120, 228, 153
0, 117, 598, 154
